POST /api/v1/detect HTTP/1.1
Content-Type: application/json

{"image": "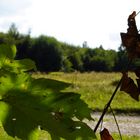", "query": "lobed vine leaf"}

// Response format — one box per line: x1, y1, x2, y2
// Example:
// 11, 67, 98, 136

0, 44, 16, 60
0, 44, 96, 140
120, 72, 139, 101
0, 44, 16, 69
0, 86, 95, 139
120, 11, 140, 58
120, 11, 140, 101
